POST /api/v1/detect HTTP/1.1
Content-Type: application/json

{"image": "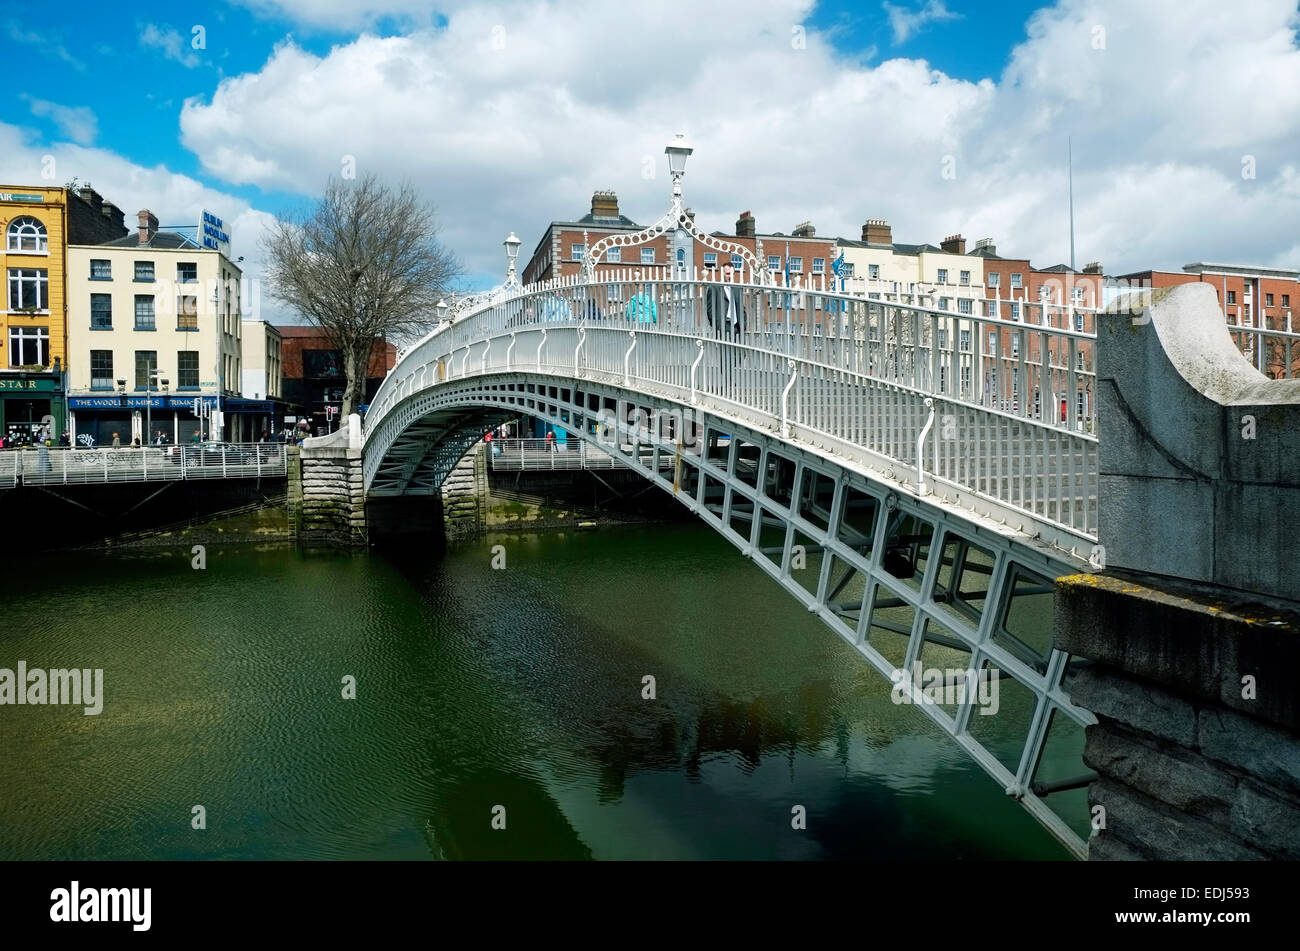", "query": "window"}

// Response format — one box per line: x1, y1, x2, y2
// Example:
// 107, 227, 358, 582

1010, 302, 1021, 319
641, 248, 655, 264
937, 329, 948, 348
570, 244, 585, 261
90, 259, 112, 280
987, 272, 1000, 288
9, 268, 48, 311
703, 252, 717, 268
1242, 282, 1252, 297
1072, 286, 1085, 301
134, 295, 156, 330
768, 255, 781, 270
988, 331, 997, 350
868, 264, 880, 280
177, 262, 198, 283
135, 350, 158, 390
985, 302, 998, 317
960, 329, 971, 351
91, 293, 113, 329
788, 256, 803, 273
960, 270, 970, 285
135, 261, 154, 281
731, 254, 744, 269
1266, 293, 1275, 307
1039, 285, 1053, 302
1227, 290, 1236, 304
939, 297, 950, 310
842, 262, 855, 278
9, 326, 48, 367
1074, 313, 1085, 331
1283, 294, 1291, 307
937, 268, 948, 284
178, 295, 198, 330
177, 351, 199, 389
958, 298, 973, 314
6, 216, 47, 252
605, 247, 620, 263
960, 365, 972, 392
90, 350, 114, 389
1010, 273, 1023, 288
812, 257, 826, 275
1011, 335, 1021, 357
